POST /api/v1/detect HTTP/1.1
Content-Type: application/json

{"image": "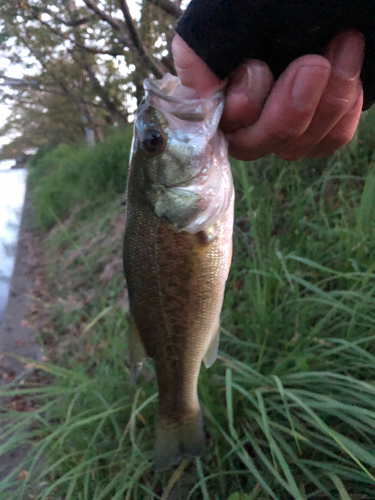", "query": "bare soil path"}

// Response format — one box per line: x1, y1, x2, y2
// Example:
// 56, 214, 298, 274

0, 185, 43, 483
